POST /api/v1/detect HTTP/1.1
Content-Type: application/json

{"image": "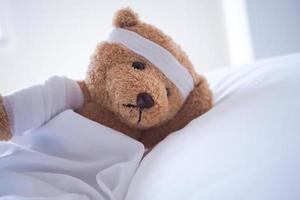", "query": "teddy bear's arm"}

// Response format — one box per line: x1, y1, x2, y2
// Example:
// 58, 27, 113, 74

0, 95, 12, 140
0, 76, 84, 140
141, 77, 213, 148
